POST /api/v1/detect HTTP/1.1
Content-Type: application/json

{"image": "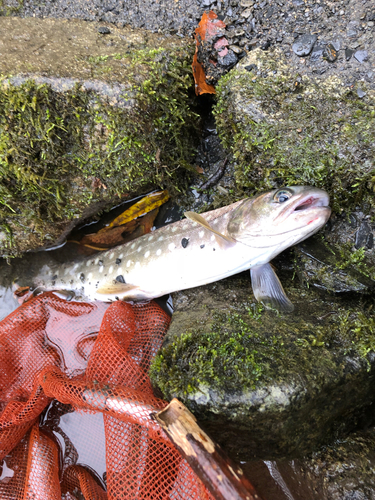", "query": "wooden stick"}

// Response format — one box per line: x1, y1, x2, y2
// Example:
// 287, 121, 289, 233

153, 398, 263, 500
